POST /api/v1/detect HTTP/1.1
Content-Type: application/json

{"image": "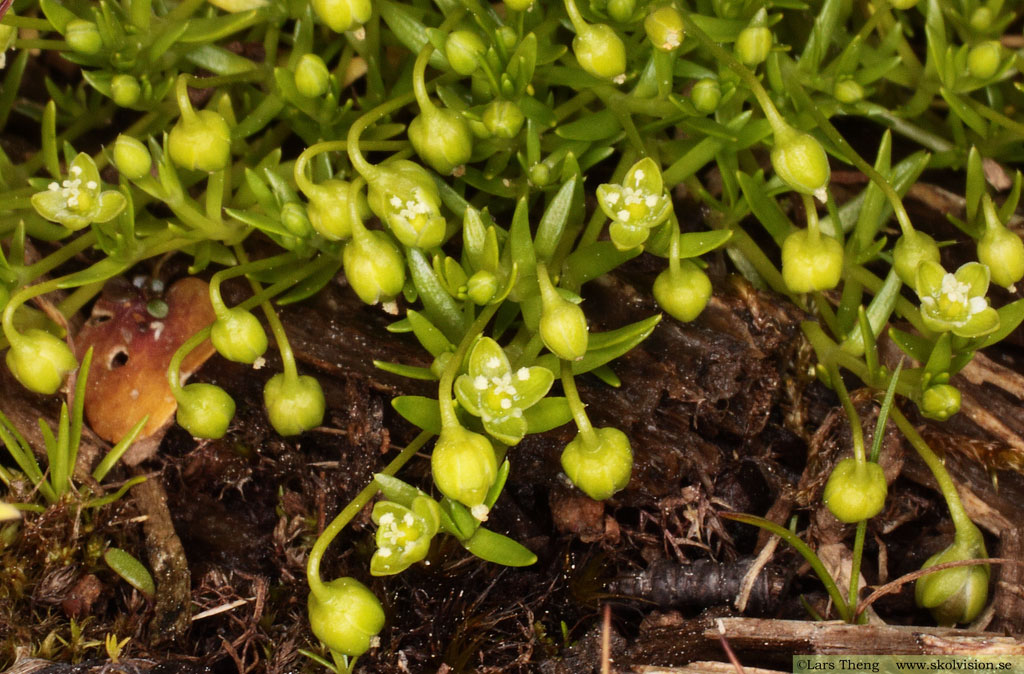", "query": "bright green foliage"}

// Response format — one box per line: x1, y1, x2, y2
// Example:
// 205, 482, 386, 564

31, 154, 126, 231
5, 329, 79, 396
780, 230, 844, 293
263, 373, 326, 436
560, 427, 632, 501
370, 497, 441, 575
431, 425, 498, 514
175, 383, 236, 439
915, 261, 999, 338
308, 577, 386, 656
454, 337, 554, 445
210, 308, 269, 364
822, 458, 887, 523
